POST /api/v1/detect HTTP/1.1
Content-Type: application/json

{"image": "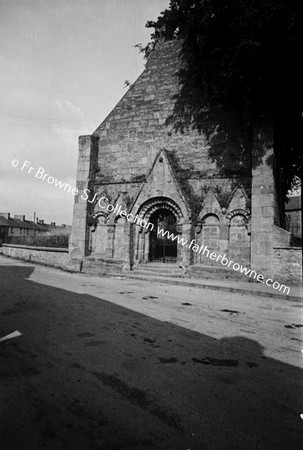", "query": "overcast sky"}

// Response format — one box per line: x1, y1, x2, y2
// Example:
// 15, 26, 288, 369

0, 0, 169, 224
